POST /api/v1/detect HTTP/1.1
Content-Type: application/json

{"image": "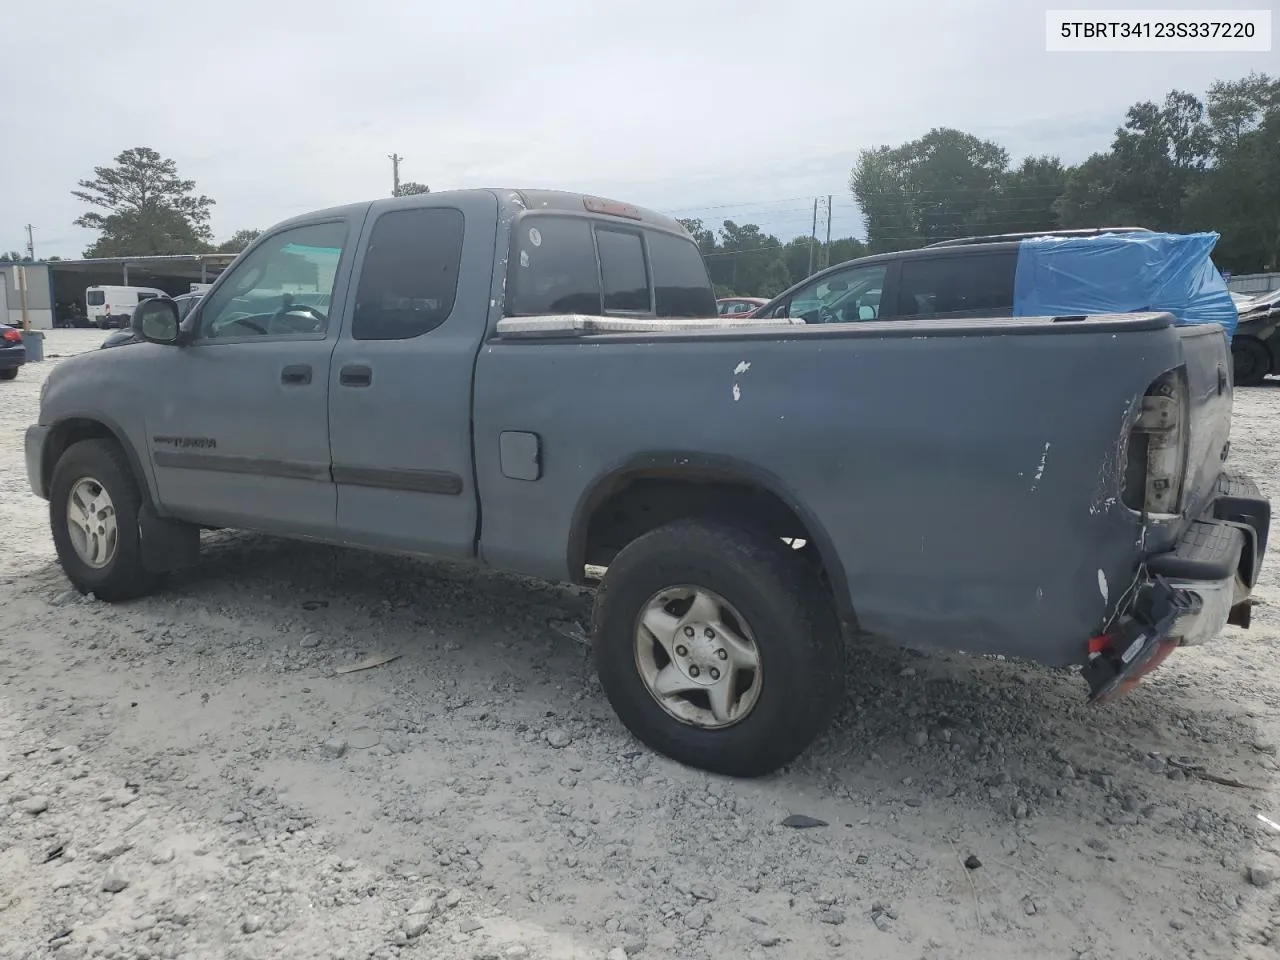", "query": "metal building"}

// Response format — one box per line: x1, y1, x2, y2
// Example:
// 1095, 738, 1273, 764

0, 253, 236, 329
